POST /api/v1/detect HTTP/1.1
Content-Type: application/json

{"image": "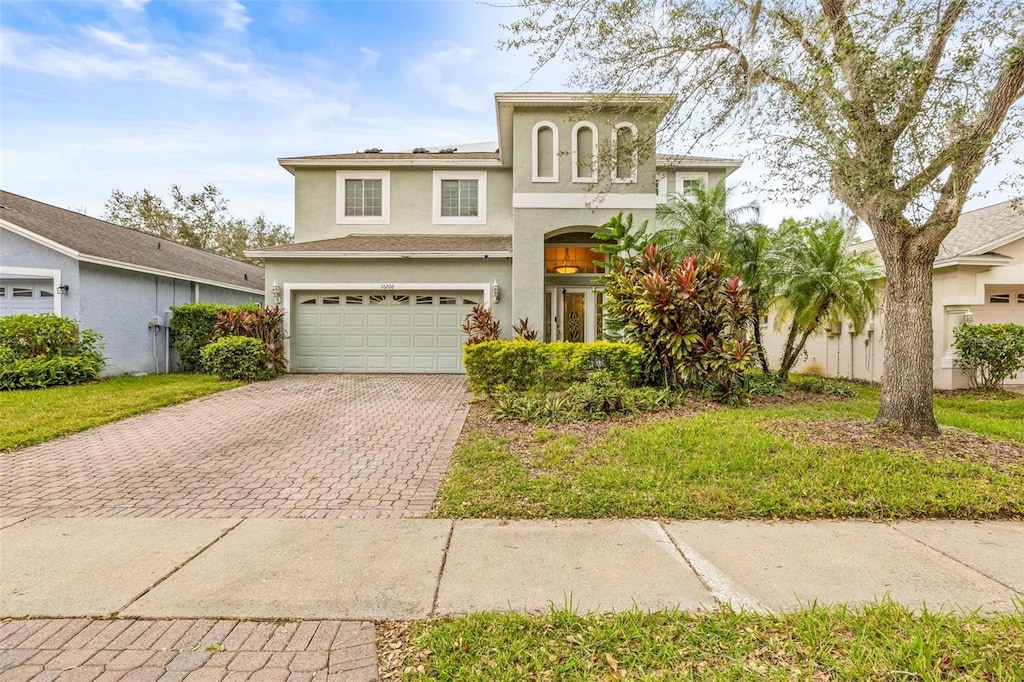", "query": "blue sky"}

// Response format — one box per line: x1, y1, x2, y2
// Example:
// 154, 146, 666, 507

1, 0, 1020, 232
